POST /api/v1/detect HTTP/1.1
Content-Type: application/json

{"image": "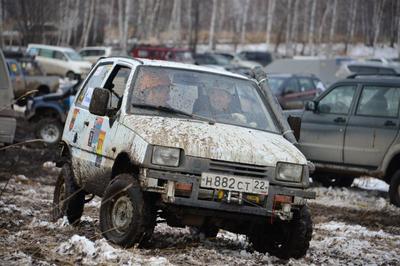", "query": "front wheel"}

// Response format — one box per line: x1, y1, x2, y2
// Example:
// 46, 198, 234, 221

249, 206, 313, 259
99, 174, 156, 247
52, 163, 85, 224
389, 170, 400, 207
